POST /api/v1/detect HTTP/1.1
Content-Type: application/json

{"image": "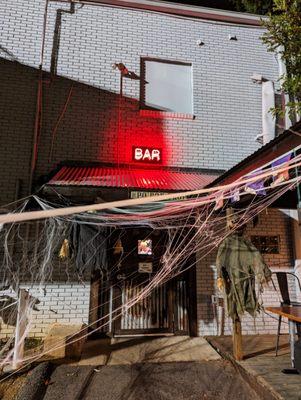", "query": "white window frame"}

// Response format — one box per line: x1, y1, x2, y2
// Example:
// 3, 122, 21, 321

140, 57, 194, 118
